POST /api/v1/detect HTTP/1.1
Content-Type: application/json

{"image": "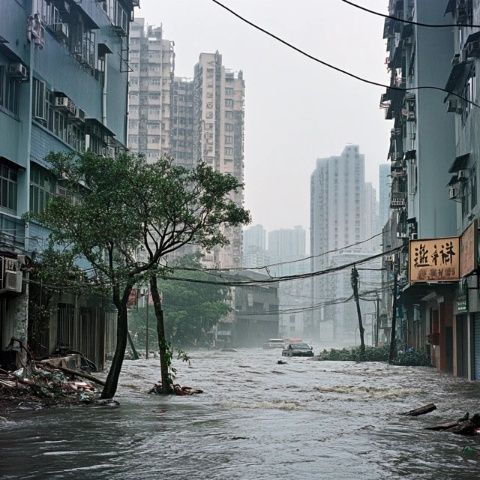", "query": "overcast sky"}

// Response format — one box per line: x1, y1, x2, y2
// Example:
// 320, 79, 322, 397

137, 0, 392, 232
